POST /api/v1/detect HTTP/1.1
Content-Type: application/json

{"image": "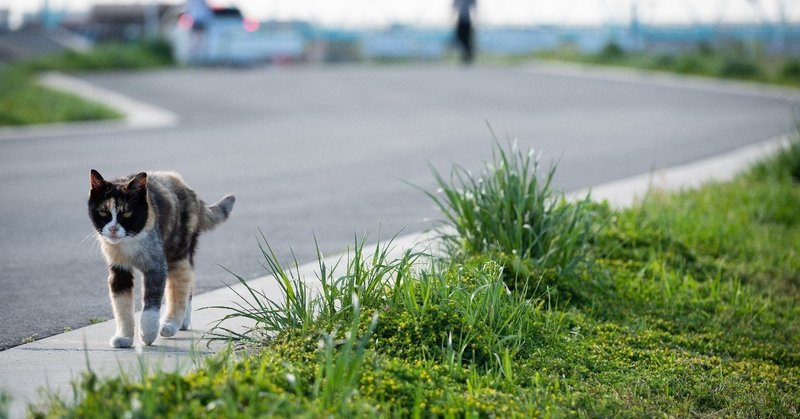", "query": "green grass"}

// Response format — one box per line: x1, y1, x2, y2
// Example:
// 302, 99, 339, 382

87, 316, 107, 325
20, 39, 174, 73
0, 391, 10, 419
0, 39, 173, 127
425, 137, 602, 306
30, 135, 800, 417
0, 67, 121, 127
536, 42, 800, 87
